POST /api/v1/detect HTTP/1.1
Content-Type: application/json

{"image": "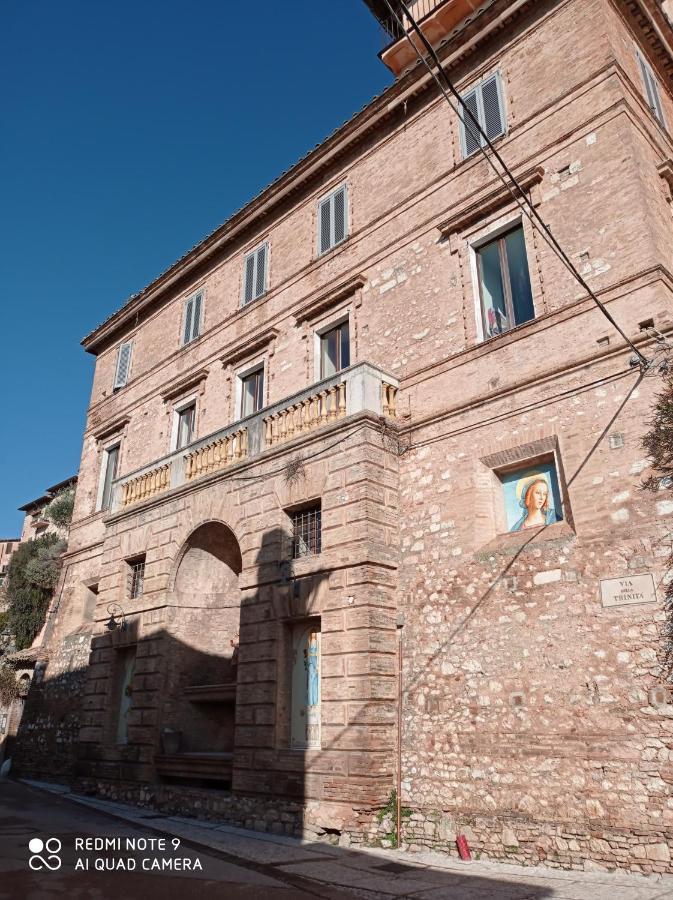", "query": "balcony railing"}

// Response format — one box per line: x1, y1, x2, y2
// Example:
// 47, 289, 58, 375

377, 0, 443, 41
110, 362, 399, 513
